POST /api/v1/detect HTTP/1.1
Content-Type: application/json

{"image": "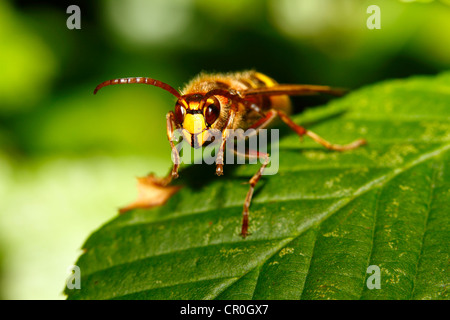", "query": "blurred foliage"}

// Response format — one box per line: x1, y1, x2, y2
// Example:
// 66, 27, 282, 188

0, 1, 57, 112
0, 0, 449, 299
